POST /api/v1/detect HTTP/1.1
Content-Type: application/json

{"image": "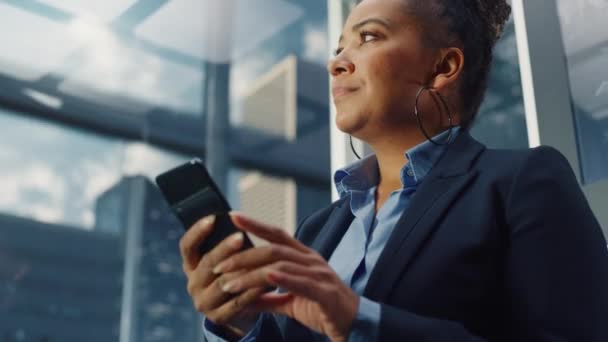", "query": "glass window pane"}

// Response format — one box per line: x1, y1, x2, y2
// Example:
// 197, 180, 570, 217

0, 1, 204, 124
1, 1, 332, 340
470, 18, 528, 149
0, 109, 202, 341
0, 109, 123, 228
228, 0, 331, 178
201, 0, 332, 224
230, 168, 330, 237
556, 0, 608, 185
